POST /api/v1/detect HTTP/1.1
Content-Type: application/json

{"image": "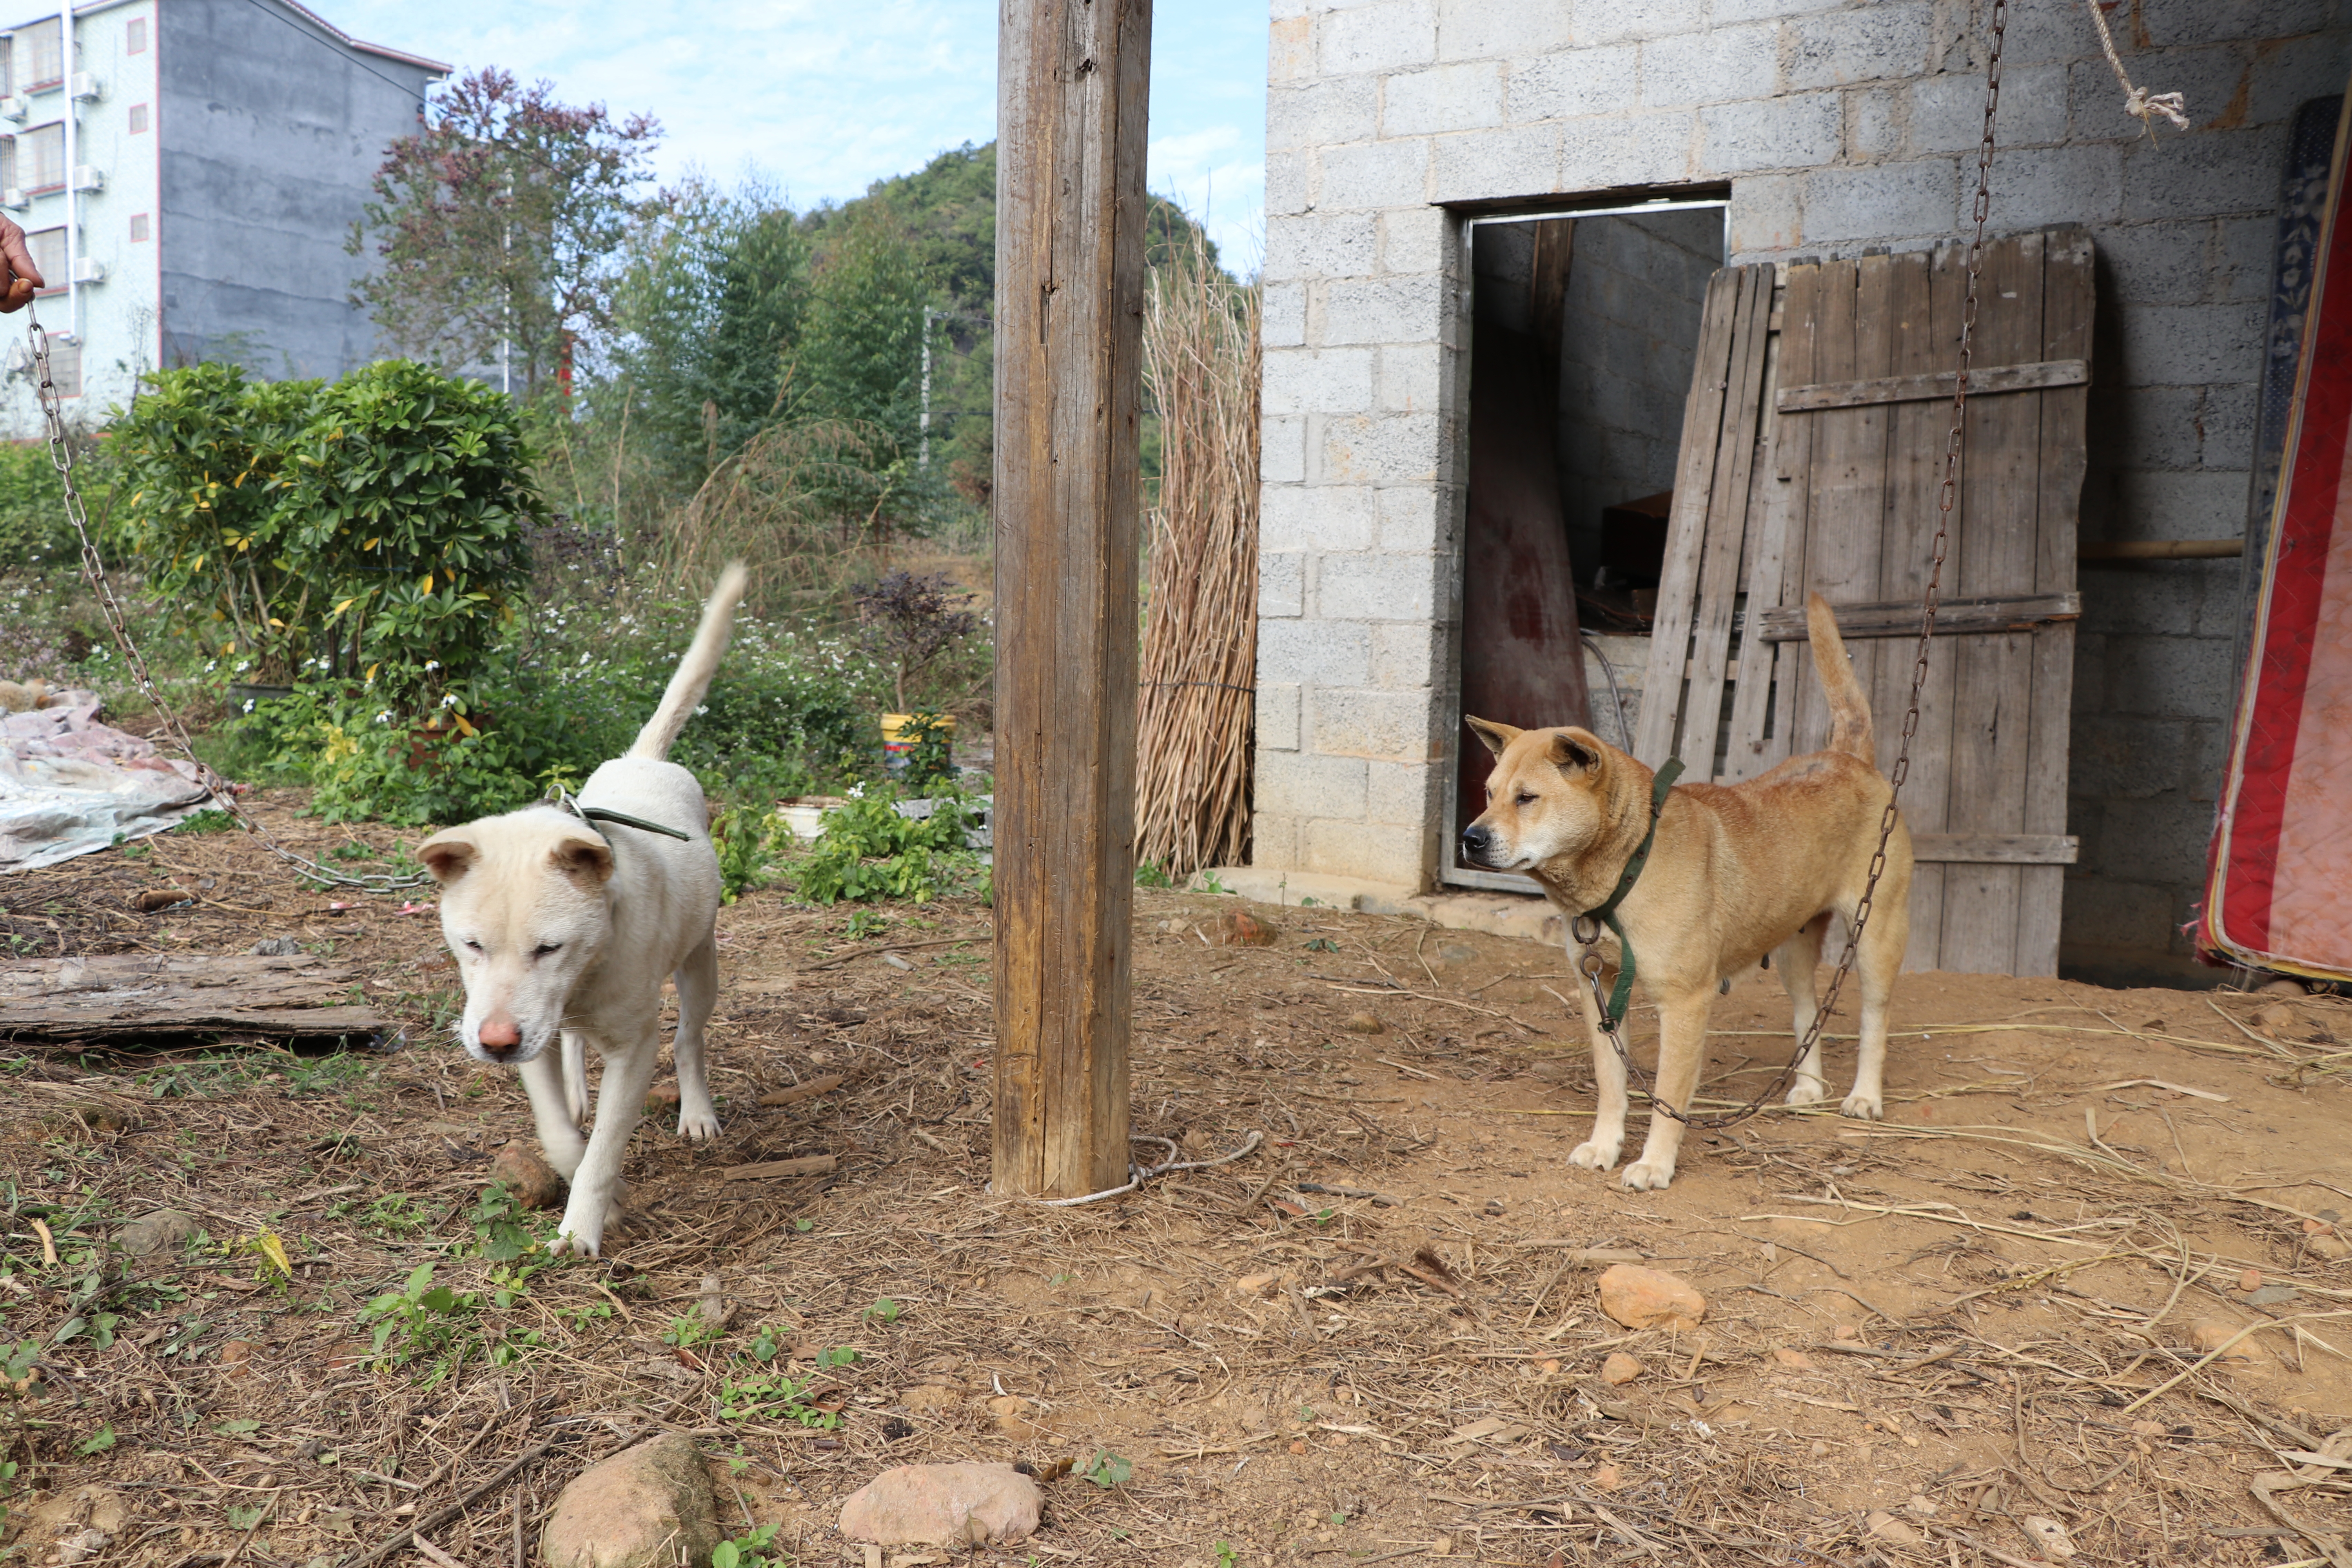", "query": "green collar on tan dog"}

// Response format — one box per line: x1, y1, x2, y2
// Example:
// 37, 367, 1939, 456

1578, 756, 1685, 1032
